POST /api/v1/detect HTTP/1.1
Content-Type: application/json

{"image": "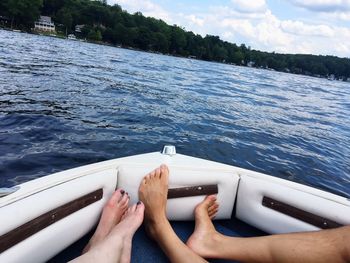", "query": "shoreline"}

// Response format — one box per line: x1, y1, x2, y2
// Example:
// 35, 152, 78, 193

1, 27, 348, 83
